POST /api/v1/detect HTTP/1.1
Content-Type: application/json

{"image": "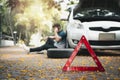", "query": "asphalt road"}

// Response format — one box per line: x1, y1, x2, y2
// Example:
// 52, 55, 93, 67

0, 46, 120, 80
